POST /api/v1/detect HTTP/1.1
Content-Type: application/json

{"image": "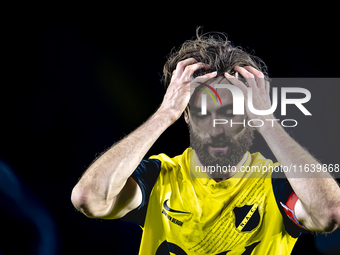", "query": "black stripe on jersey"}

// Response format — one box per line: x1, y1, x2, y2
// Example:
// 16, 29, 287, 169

120, 158, 161, 227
